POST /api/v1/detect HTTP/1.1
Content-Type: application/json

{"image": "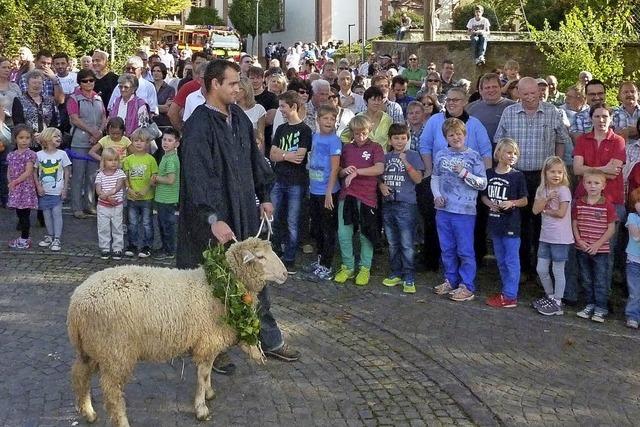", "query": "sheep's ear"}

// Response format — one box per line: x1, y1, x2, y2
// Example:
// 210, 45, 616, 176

242, 250, 256, 264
